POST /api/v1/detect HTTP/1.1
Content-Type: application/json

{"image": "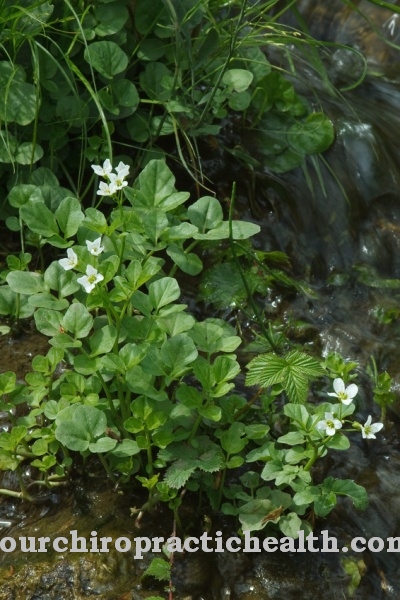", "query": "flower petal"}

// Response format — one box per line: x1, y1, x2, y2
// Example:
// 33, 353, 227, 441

370, 422, 384, 434
333, 378, 345, 394
345, 383, 358, 399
